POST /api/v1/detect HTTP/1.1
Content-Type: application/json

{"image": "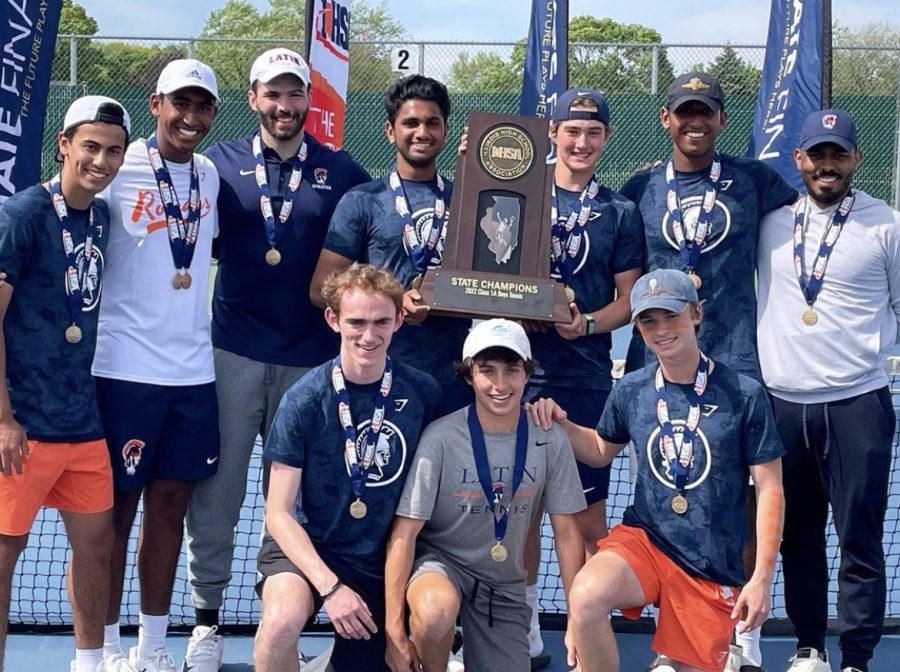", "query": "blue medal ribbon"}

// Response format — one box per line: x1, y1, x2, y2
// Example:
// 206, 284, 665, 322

146, 136, 201, 279
664, 155, 722, 276
388, 164, 448, 275
655, 352, 709, 495
466, 405, 528, 546
48, 175, 95, 335
252, 132, 308, 251
792, 192, 854, 308
331, 356, 394, 503
549, 176, 600, 282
